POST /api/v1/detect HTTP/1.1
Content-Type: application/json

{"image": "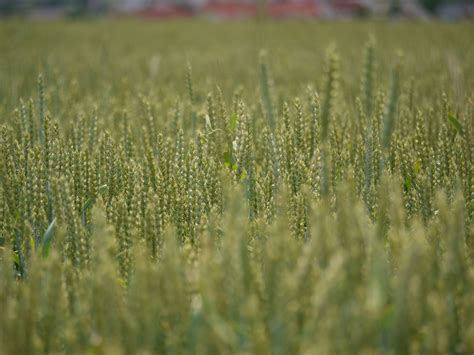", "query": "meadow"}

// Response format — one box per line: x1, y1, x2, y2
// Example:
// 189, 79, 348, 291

0, 20, 473, 354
